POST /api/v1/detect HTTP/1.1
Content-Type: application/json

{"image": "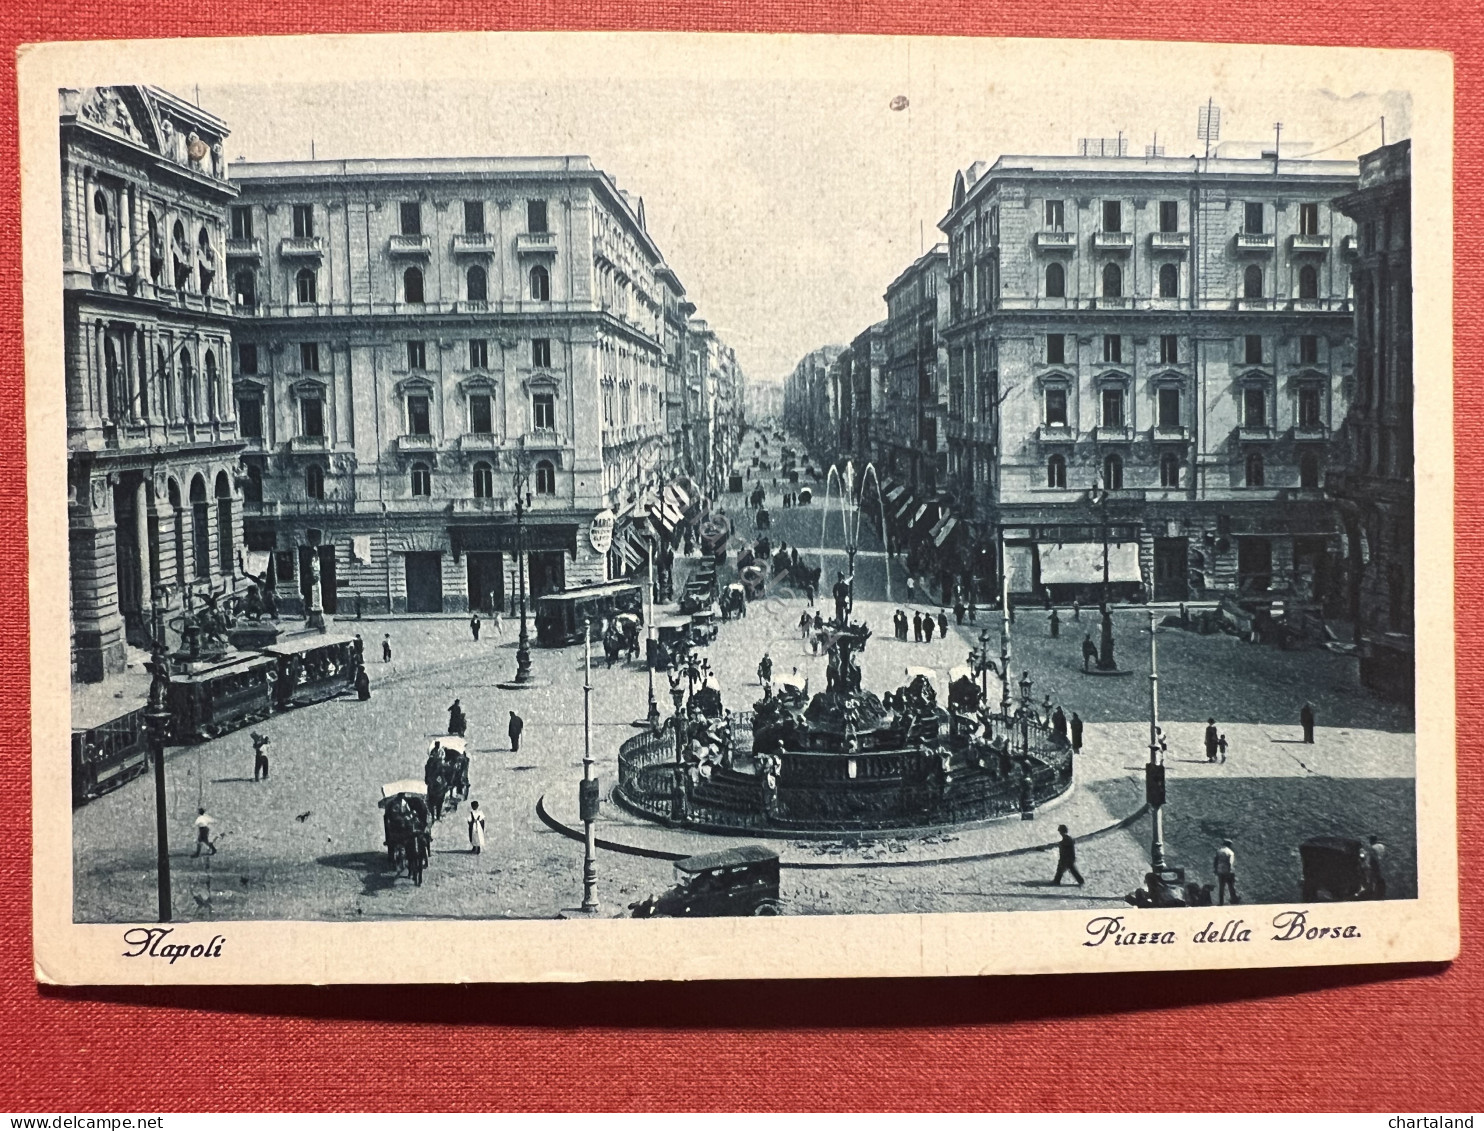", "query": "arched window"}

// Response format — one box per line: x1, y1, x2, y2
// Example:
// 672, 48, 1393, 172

172, 220, 190, 289
197, 227, 216, 294
1102, 262, 1122, 298
147, 212, 162, 282
189, 474, 210, 578
1300, 451, 1321, 490
305, 464, 325, 500
1158, 263, 1179, 298
214, 470, 233, 574
466, 265, 487, 303
296, 268, 316, 304
179, 349, 195, 421
1245, 451, 1265, 487
103, 337, 122, 421
234, 269, 256, 308
157, 345, 175, 420
168, 478, 185, 580
1102, 452, 1124, 491
1045, 262, 1065, 299
403, 266, 424, 304
1298, 264, 1319, 300
529, 265, 550, 302
410, 462, 431, 497
1243, 264, 1264, 299
534, 459, 556, 495
204, 350, 220, 419
473, 461, 494, 499
1160, 451, 1180, 488
93, 190, 117, 267
1046, 454, 1066, 488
